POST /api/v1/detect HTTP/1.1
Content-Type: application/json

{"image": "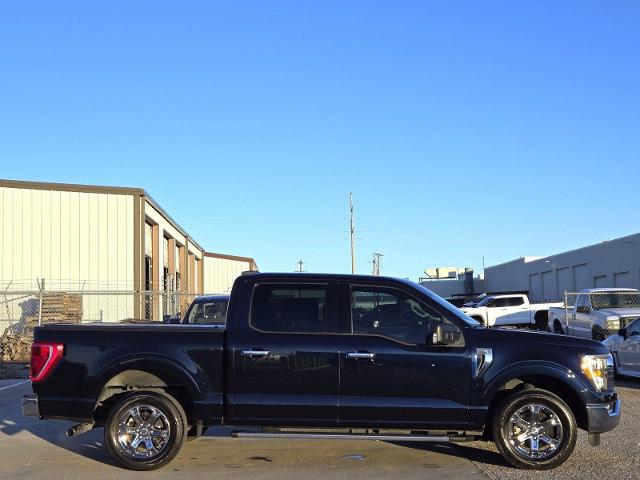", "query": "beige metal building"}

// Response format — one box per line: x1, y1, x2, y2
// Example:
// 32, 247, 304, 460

0, 179, 257, 321
485, 232, 640, 302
